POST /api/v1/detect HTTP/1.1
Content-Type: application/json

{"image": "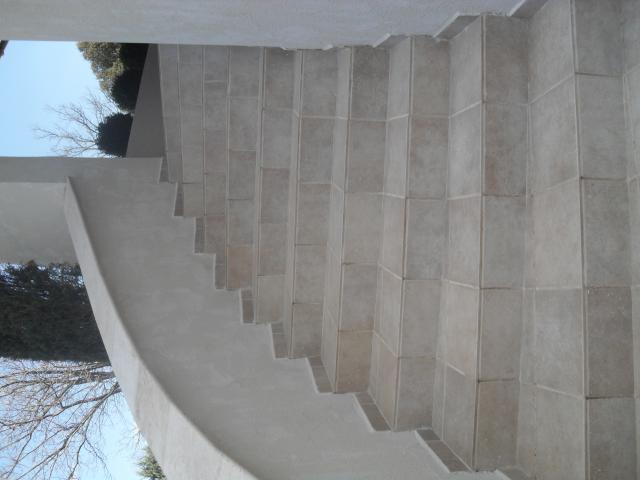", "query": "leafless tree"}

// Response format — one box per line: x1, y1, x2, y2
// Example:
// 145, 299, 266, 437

33, 93, 118, 157
0, 359, 123, 480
